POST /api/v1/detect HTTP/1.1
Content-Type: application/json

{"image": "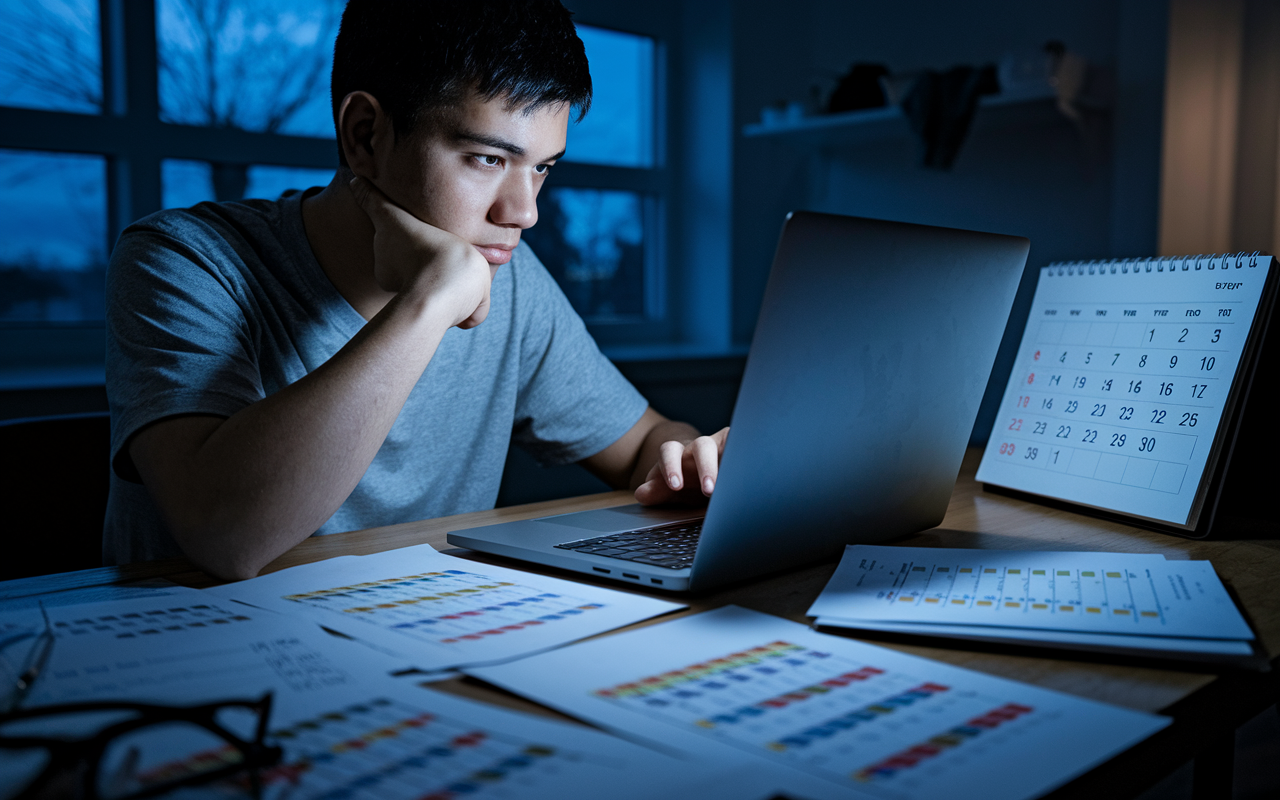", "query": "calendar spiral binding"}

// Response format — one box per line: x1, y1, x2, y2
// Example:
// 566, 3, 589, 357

1044, 251, 1271, 277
